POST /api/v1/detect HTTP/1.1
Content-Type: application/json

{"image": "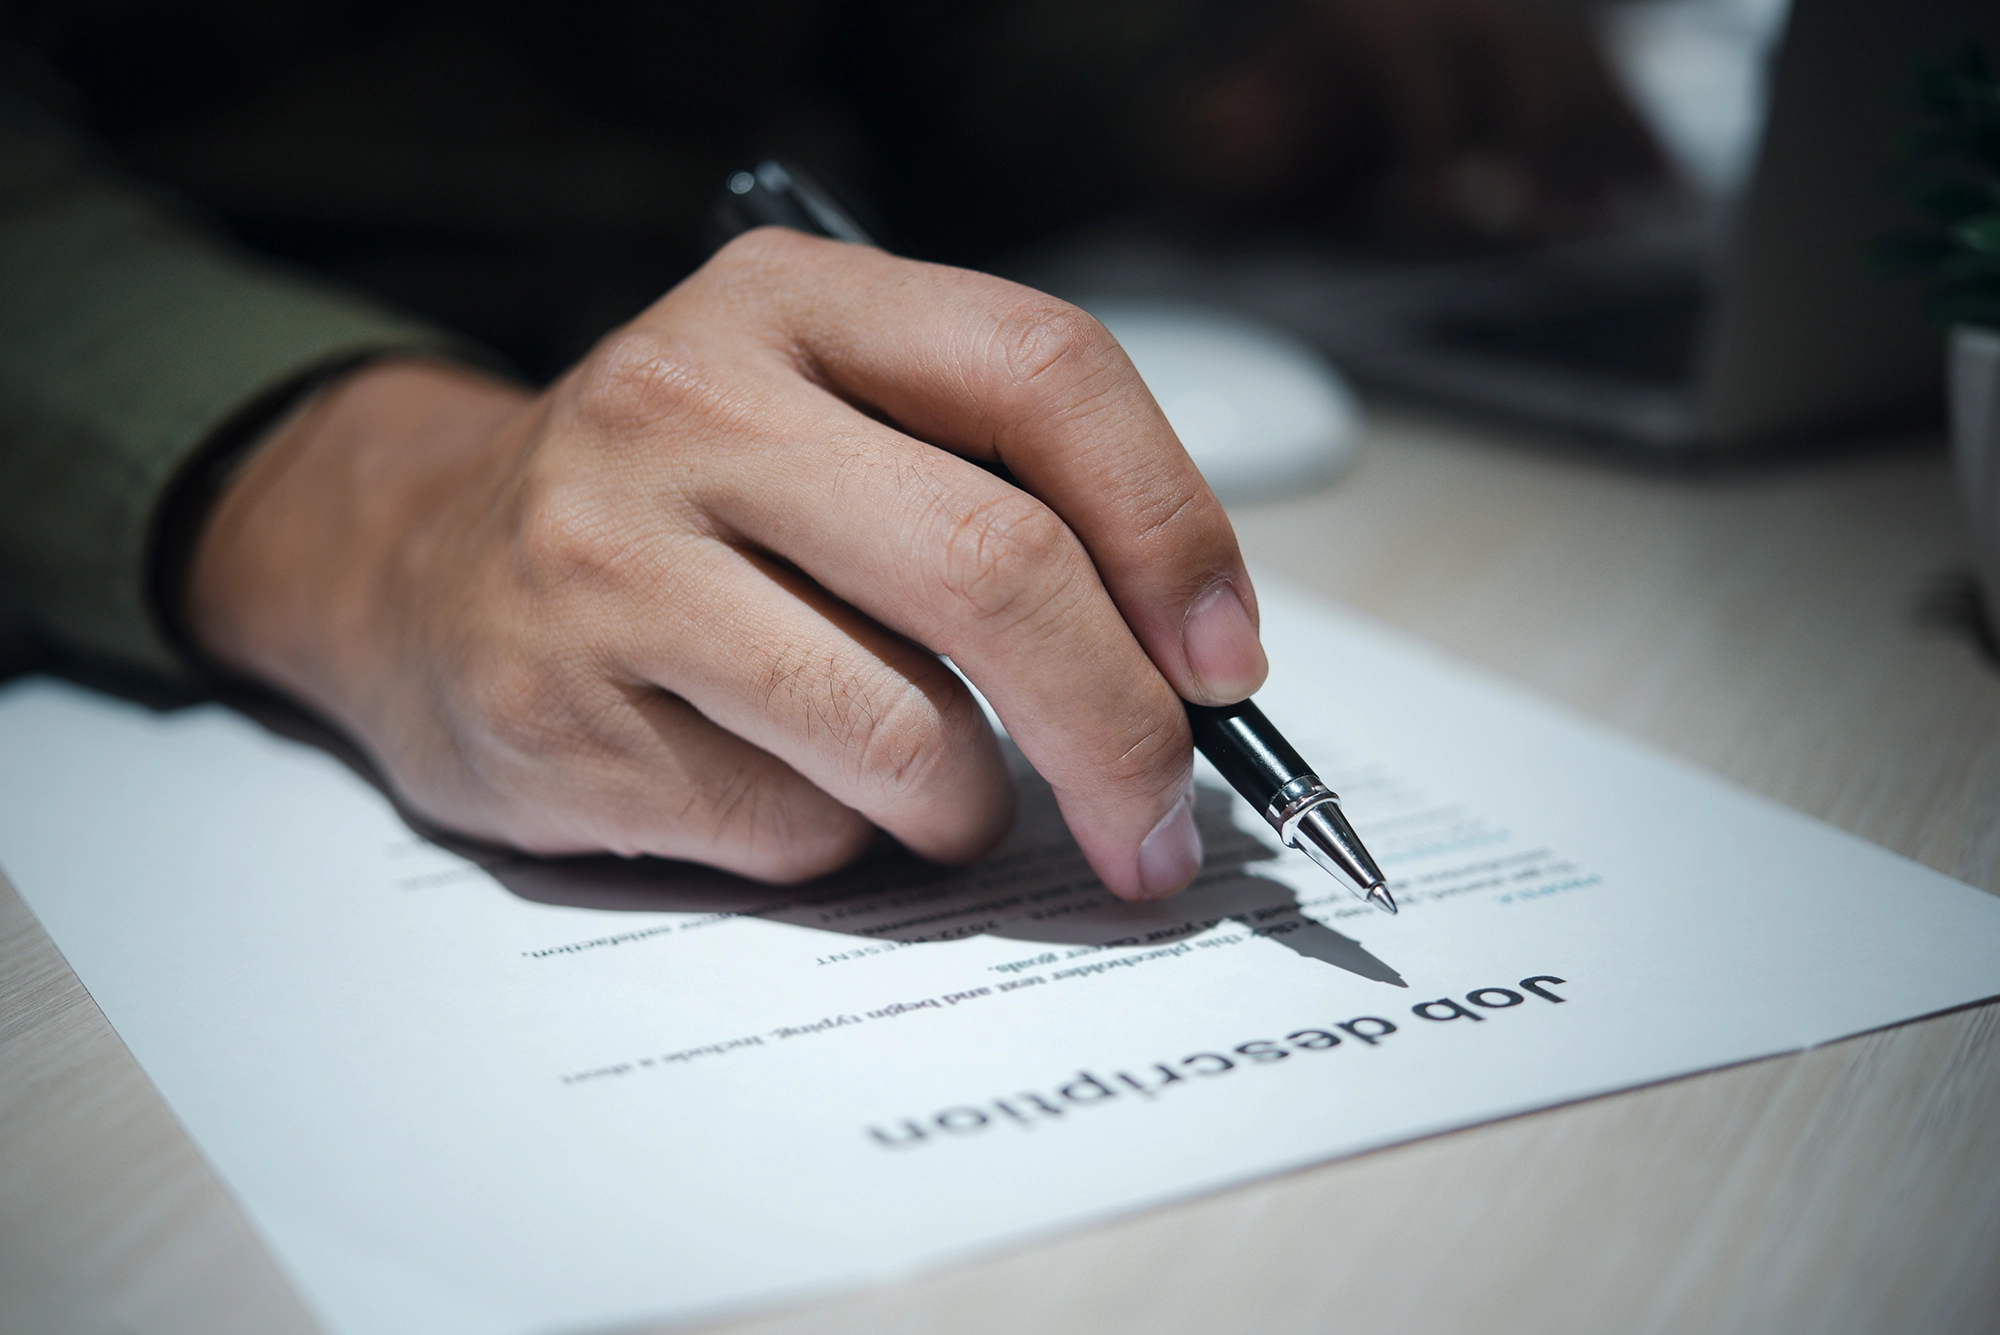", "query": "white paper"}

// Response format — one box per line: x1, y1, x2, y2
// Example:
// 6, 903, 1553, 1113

3, 583, 1997, 1335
